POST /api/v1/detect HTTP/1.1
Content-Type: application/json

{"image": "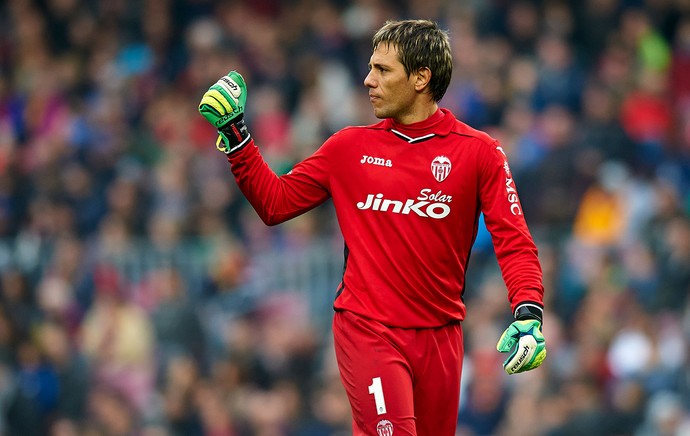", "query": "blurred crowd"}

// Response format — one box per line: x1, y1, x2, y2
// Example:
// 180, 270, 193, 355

0, 0, 690, 434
